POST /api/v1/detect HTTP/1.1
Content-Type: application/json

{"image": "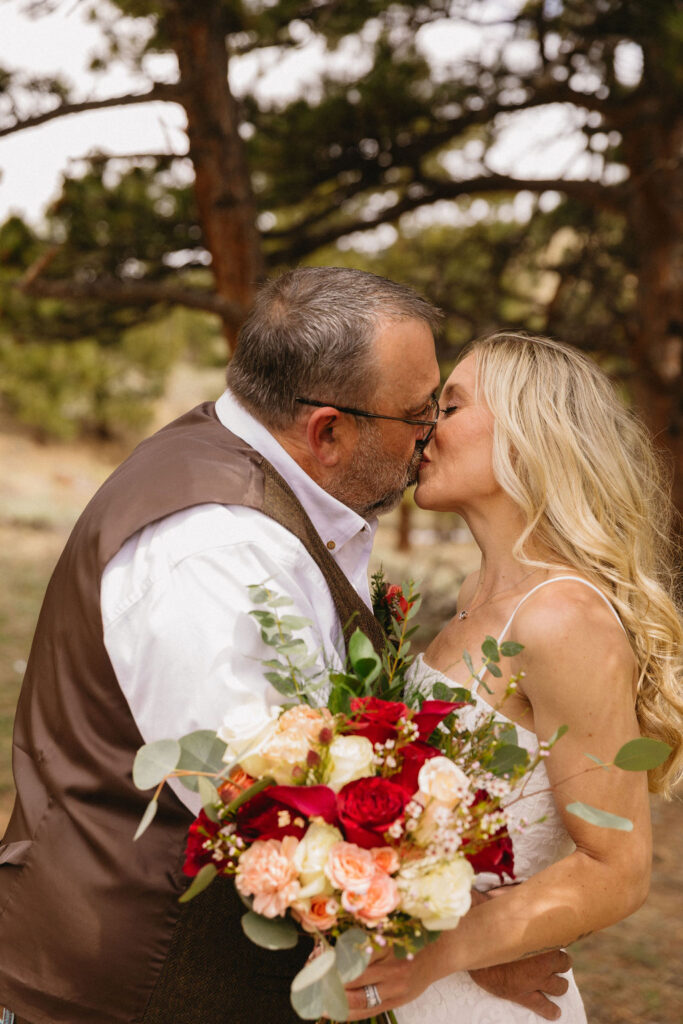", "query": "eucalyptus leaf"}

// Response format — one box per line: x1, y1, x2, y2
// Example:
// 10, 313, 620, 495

486, 663, 502, 678
268, 596, 294, 608
241, 910, 299, 950
132, 738, 181, 790
566, 801, 633, 831
290, 951, 340, 1020
335, 927, 371, 983
547, 724, 569, 746
613, 737, 671, 771
278, 614, 314, 630
247, 586, 270, 603
462, 650, 475, 677
488, 743, 528, 777
499, 640, 524, 657
250, 610, 277, 627
263, 672, 298, 696
197, 774, 219, 811
179, 862, 218, 903
481, 636, 500, 662
176, 730, 227, 792
133, 797, 158, 840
